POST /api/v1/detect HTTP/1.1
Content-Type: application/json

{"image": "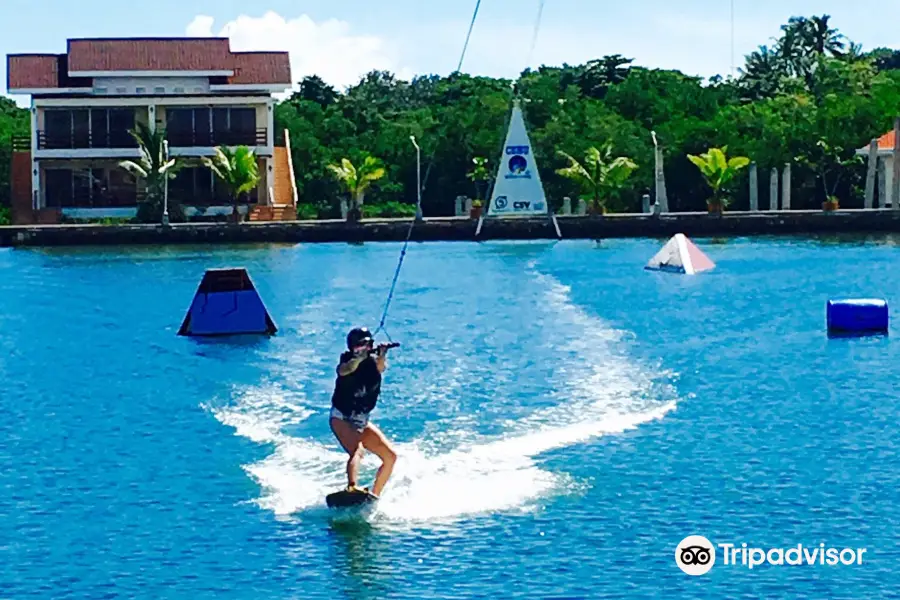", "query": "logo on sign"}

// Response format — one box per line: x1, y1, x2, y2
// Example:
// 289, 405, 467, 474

506, 145, 529, 155
495, 196, 508, 209
513, 201, 531, 210
504, 153, 532, 180
508, 155, 527, 174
